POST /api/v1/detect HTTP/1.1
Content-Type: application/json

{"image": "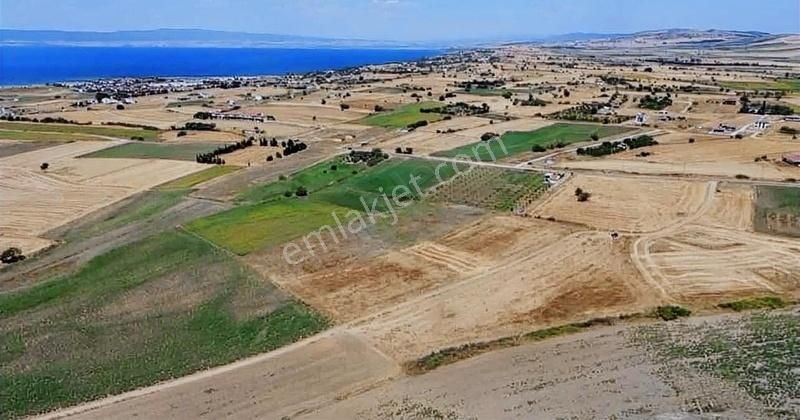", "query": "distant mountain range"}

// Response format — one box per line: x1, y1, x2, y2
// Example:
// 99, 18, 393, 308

0, 28, 792, 50
532, 29, 790, 49
0, 28, 417, 48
